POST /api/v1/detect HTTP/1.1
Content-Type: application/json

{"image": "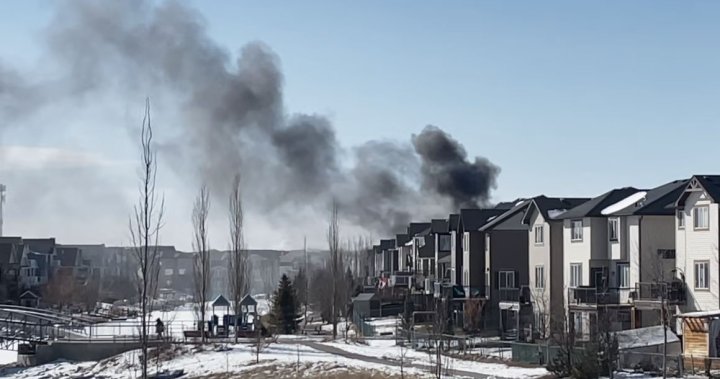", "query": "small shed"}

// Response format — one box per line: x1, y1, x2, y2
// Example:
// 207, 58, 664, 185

19, 291, 40, 308
678, 310, 720, 358
352, 293, 380, 319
